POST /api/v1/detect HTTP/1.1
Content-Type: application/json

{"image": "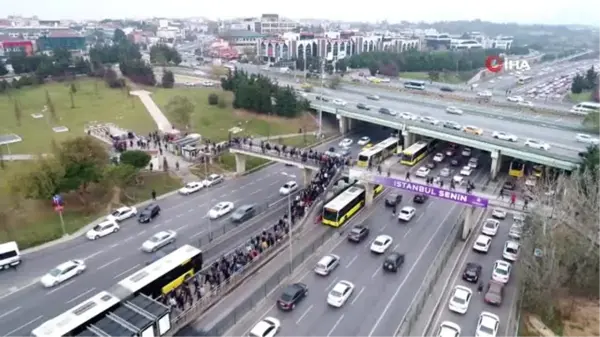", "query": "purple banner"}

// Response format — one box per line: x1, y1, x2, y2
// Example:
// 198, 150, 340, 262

373, 176, 489, 208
